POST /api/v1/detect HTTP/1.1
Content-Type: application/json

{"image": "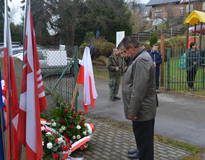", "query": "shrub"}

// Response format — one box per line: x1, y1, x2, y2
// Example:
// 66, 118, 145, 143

79, 38, 115, 58
150, 31, 158, 47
